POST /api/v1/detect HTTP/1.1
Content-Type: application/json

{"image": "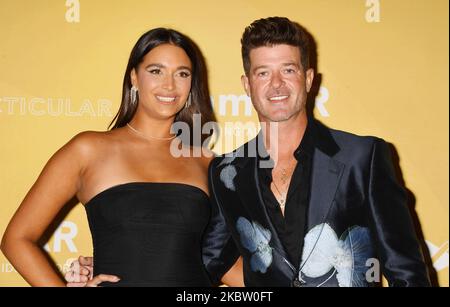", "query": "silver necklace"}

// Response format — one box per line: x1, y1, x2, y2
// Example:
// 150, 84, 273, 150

272, 163, 296, 208
126, 123, 177, 141
272, 180, 287, 209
